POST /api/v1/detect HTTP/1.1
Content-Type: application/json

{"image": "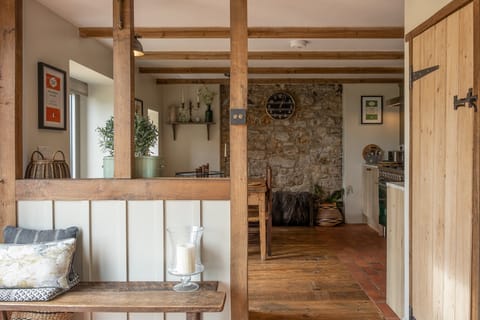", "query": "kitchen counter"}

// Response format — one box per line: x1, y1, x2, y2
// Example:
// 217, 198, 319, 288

387, 181, 404, 190
386, 182, 405, 318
